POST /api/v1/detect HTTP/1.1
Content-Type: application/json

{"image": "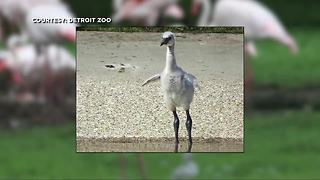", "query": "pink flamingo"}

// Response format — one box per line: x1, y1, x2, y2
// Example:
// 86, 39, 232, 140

0, 52, 22, 91
24, 2, 76, 102
25, 2, 76, 46
191, 0, 298, 105
192, 0, 298, 56
0, 44, 39, 103
112, 0, 184, 26
43, 44, 75, 104
0, 0, 61, 39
